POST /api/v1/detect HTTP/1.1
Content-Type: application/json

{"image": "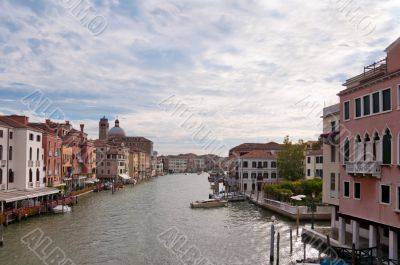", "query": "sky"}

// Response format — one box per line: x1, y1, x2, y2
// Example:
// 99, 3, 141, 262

0, 0, 399, 156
